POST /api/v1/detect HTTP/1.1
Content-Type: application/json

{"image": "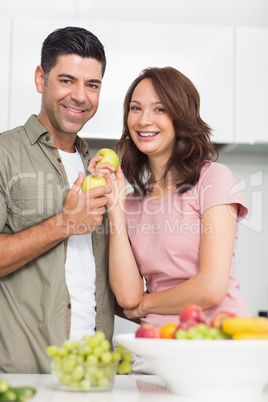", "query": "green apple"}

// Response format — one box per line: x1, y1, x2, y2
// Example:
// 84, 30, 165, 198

95, 148, 119, 172
82, 175, 107, 192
